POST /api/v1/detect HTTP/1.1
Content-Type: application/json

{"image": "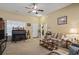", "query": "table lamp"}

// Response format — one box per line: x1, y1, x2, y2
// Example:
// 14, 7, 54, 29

69, 28, 78, 43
